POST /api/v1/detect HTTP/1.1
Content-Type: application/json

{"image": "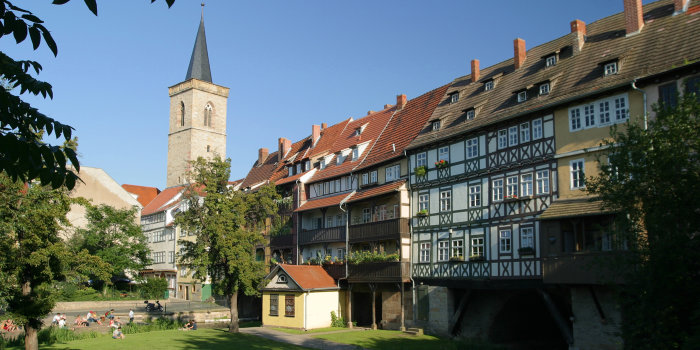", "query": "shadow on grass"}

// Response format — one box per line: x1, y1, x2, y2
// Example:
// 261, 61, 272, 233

314, 330, 506, 350
177, 330, 307, 350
